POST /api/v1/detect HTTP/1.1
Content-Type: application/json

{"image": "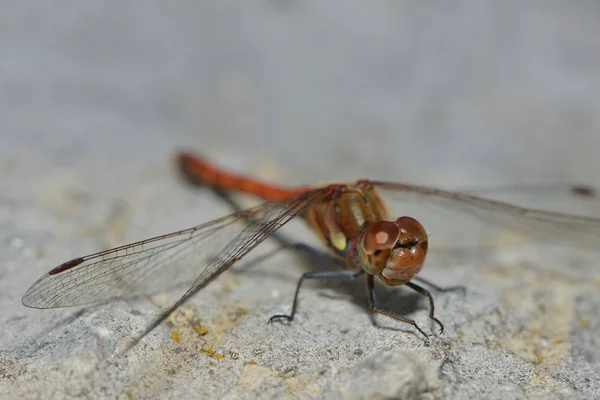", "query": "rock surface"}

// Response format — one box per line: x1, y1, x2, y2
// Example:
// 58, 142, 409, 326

1, 2, 600, 399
